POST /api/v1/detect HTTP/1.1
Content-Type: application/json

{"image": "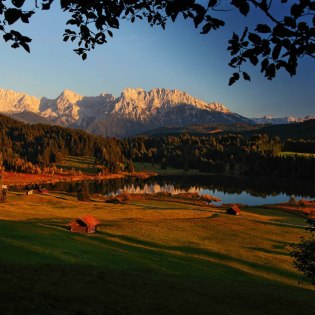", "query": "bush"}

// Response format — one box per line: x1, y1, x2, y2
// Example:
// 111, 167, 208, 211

77, 181, 90, 201
291, 226, 315, 285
